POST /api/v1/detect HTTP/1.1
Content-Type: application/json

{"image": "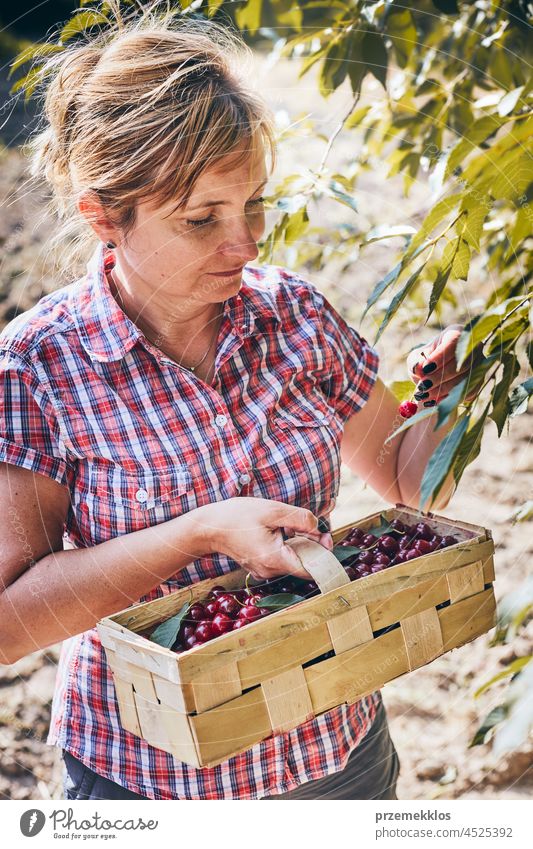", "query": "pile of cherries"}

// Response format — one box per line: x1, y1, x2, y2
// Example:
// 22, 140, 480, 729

168, 519, 459, 653
170, 575, 320, 653
337, 519, 459, 580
